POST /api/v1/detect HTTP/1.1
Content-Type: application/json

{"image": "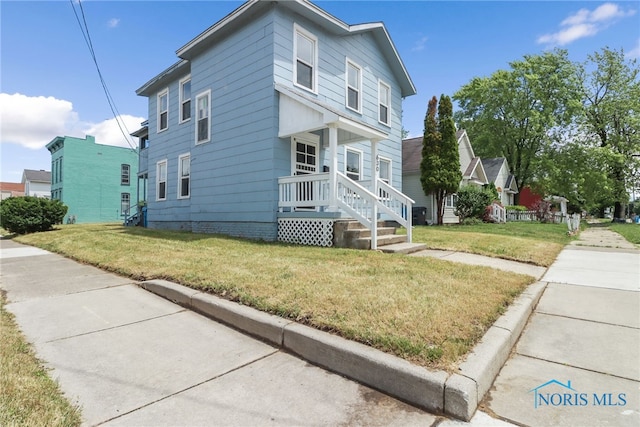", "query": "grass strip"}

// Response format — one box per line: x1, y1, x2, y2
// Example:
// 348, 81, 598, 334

0, 292, 81, 427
